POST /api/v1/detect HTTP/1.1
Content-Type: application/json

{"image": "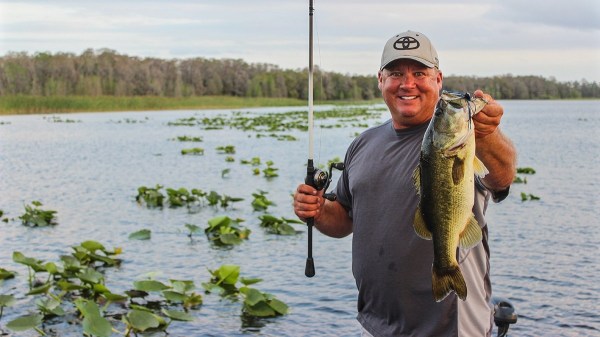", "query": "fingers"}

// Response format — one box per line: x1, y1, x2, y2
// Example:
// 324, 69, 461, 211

473, 89, 503, 138
293, 184, 324, 222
